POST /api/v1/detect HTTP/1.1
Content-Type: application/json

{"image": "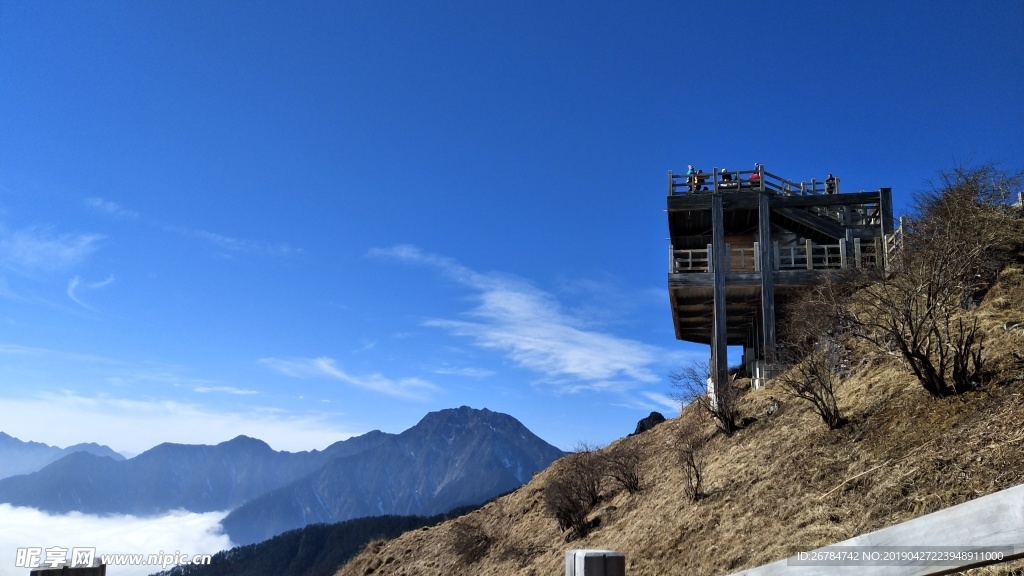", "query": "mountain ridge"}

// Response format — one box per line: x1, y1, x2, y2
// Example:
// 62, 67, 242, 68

219, 406, 564, 544
0, 432, 125, 480
0, 406, 564, 548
